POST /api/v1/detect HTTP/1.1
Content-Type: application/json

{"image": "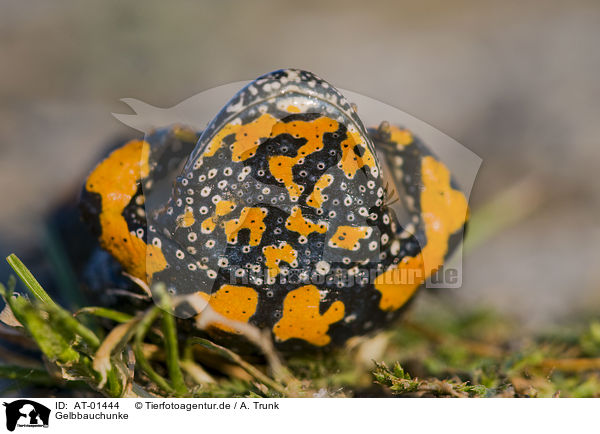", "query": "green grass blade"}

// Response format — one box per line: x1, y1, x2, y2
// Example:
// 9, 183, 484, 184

0, 364, 58, 386
133, 306, 175, 394
6, 254, 56, 307
75, 307, 134, 323
155, 288, 187, 396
